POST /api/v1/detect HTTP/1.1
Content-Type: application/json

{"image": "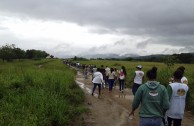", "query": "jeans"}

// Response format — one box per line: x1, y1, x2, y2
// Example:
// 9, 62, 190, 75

139, 117, 162, 126
132, 83, 141, 95
92, 83, 101, 95
119, 79, 125, 91
108, 79, 114, 91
